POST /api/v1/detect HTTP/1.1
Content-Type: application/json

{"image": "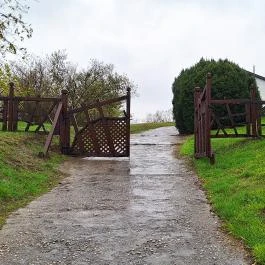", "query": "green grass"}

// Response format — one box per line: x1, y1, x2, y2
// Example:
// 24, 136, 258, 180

181, 136, 265, 264
130, 122, 174, 134
0, 131, 66, 228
